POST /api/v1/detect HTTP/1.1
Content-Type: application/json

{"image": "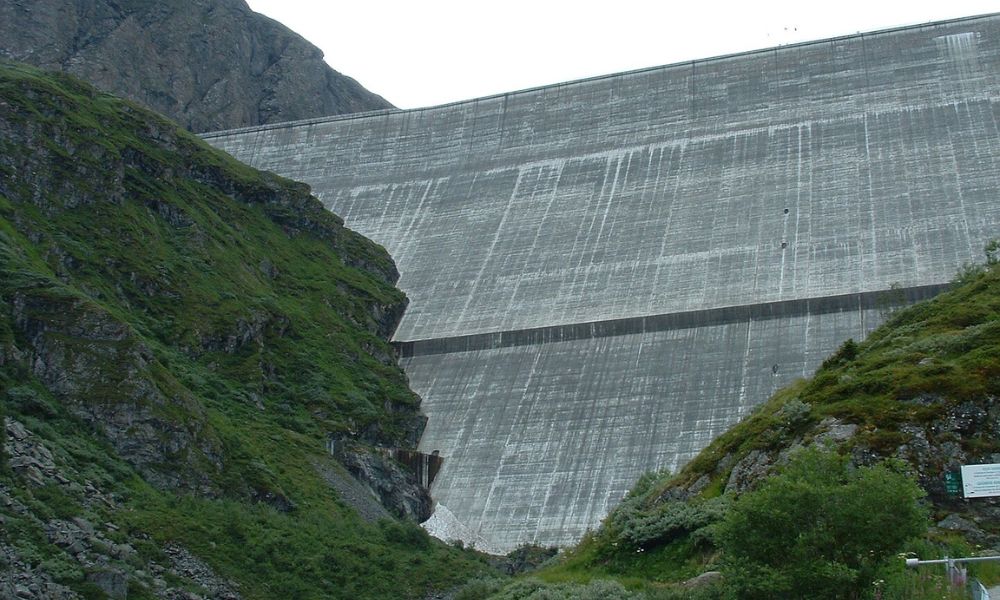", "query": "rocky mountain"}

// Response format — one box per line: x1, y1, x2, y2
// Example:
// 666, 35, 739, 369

0, 62, 487, 599
0, 0, 393, 133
